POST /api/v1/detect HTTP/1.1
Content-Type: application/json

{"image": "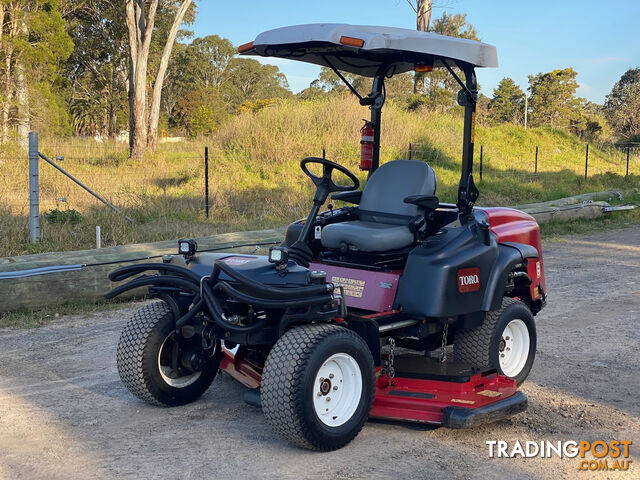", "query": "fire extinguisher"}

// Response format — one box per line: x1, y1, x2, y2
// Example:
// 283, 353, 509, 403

360, 119, 374, 171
